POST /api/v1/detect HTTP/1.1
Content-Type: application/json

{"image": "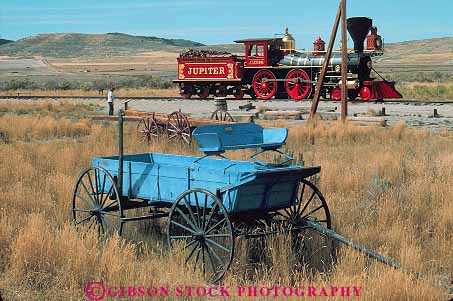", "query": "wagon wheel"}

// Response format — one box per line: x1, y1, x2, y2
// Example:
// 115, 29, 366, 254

253, 70, 277, 100
137, 114, 160, 143
285, 69, 312, 101
210, 110, 235, 122
166, 111, 192, 144
273, 179, 333, 270
167, 189, 234, 283
72, 166, 124, 236
197, 86, 210, 99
